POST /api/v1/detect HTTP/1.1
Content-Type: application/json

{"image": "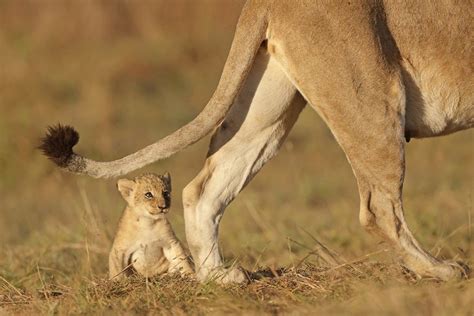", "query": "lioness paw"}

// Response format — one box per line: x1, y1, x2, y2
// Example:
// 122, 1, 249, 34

198, 267, 249, 284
